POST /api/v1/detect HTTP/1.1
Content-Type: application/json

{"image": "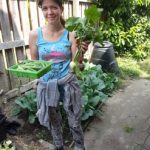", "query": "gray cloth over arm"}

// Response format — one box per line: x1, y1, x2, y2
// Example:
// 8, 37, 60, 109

36, 73, 81, 129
